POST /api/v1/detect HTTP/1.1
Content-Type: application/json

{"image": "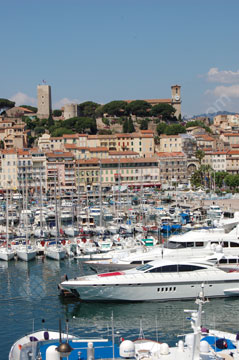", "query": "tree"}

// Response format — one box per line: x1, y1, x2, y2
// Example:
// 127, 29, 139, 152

195, 150, 205, 166
165, 124, 186, 135
123, 118, 129, 133
128, 118, 135, 133
53, 109, 62, 117
78, 101, 100, 117
0, 98, 15, 109
140, 118, 148, 130
102, 101, 127, 117
51, 127, 74, 137
126, 100, 151, 117
186, 120, 212, 133
95, 105, 104, 118
151, 103, 176, 121
156, 122, 167, 135
20, 105, 37, 112
47, 115, 54, 128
